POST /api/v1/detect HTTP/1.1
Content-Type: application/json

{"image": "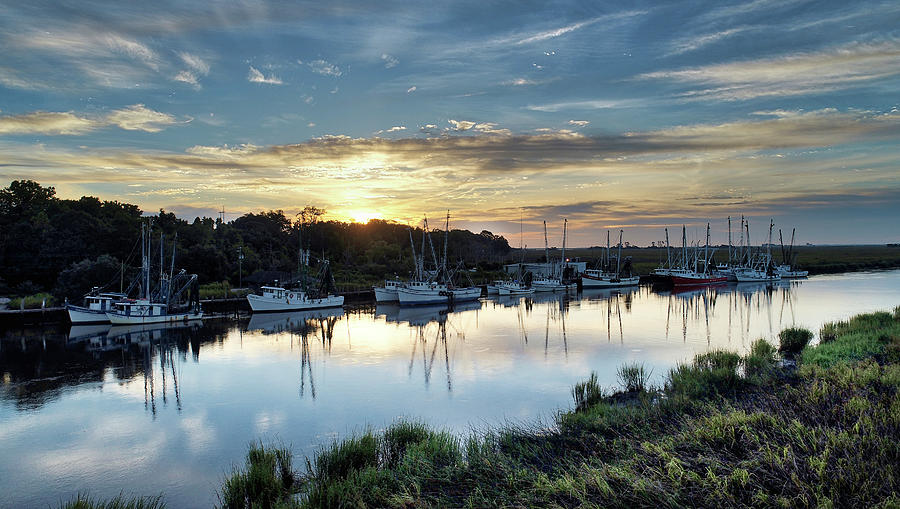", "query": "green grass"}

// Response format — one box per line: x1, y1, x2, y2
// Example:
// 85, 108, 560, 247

58, 493, 165, 509
617, 363, 650, 393
7, 292, 55, 309
199, 281, 249, 300
218, 442, 298, 509
778, 327, 814, 354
